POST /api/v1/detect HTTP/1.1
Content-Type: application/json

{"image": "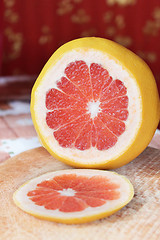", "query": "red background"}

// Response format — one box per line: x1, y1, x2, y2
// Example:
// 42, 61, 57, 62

0, 0, 160, 97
